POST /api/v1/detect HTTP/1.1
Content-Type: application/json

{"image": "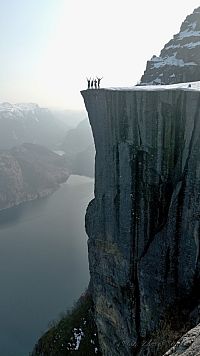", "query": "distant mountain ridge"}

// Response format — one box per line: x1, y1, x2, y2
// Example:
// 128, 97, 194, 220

140, 7, 200, 85
0, 101, 95, 178
0, 102, 69, 150
0, 102, 43, 116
